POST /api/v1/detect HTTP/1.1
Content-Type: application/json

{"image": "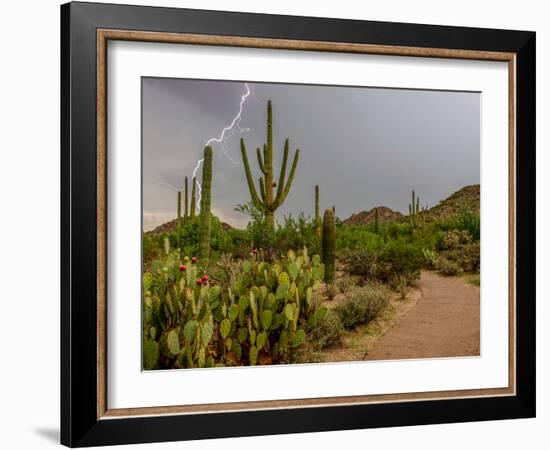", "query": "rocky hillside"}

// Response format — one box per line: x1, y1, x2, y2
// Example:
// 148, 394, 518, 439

147, 217, 233, 235
426, 184, 480, 220
343, 206, 403, 226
